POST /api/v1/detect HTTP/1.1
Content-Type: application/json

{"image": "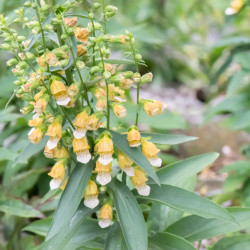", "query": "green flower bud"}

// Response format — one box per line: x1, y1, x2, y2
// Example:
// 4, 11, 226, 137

41, 4, 50, 11
135, 54, 142, 60
141, 72, 153, 84
122, 71, 134, 78
90, 66, 101, 74
93, 3, 102, 9
32, 27, 41, 34
58, 59, 68, 67
17, 36, 26, 42
44, 24, 54, 32
61, 34, 68, 41
23, 1, 32, 7
13, 80, 22, 86
17, 61, 27, 69
103, 71, 111, 79
105, 5, 118, 13
12, 68, 25, 76
31, 3, 38, 8
1, 44, 11, 50
6, 58, 18, 66
26, 52, 35, 60
61, 45, 69, 51
76, 61, 85, 69
88, 12, 94, 19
